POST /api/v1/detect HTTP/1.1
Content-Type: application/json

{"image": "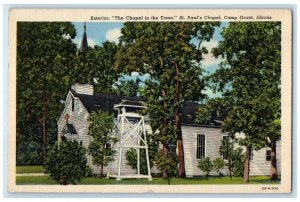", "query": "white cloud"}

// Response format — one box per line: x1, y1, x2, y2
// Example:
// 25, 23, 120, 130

72, 38, 81, 47
200, 40, 224, 67
131, 72, 140, 77
105, 28, 122, 43
87, 38, 96, 47
201, 40, 219, 51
